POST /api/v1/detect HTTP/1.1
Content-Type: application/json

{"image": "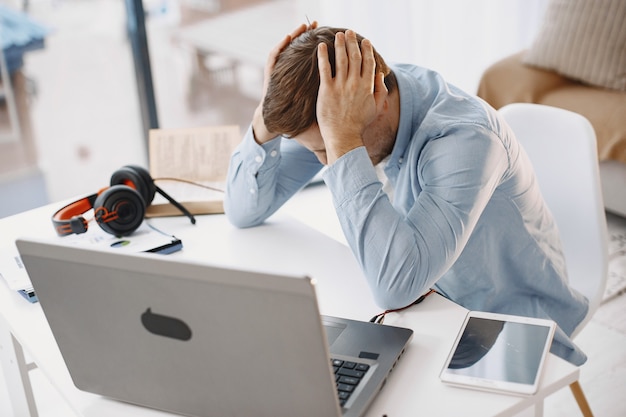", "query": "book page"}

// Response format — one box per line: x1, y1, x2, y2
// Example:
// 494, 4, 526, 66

149, 125, 241, 182
147, 125, 241, 216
